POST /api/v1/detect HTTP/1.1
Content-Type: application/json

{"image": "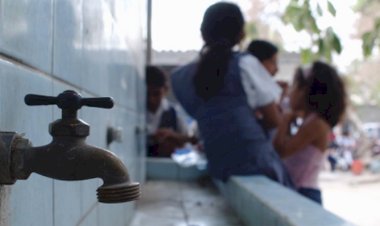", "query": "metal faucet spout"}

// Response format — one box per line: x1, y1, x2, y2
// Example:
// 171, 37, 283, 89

13, 136, 140, 203
23, 138, 129, 184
